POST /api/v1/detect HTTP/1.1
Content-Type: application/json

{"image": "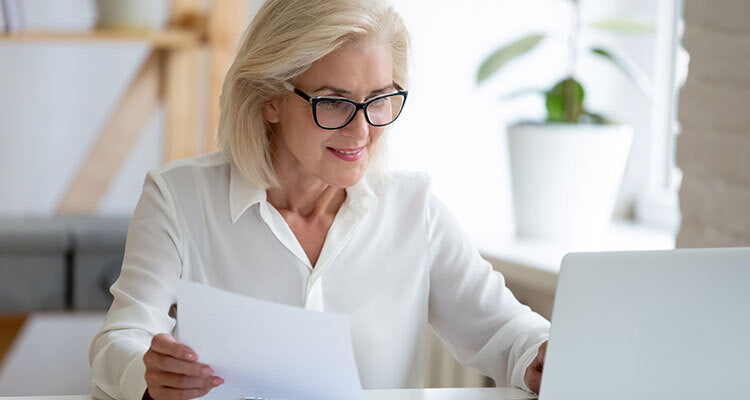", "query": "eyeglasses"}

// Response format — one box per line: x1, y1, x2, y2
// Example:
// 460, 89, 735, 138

283, 81, 408, 130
